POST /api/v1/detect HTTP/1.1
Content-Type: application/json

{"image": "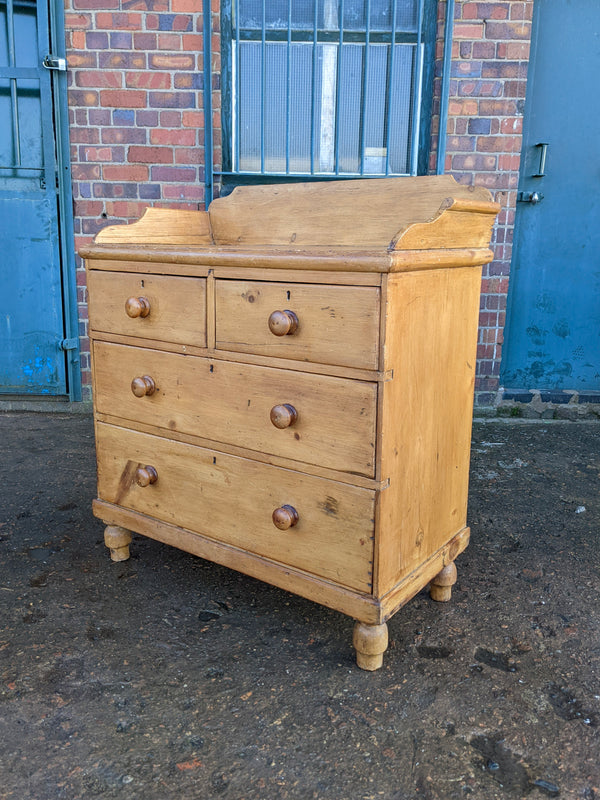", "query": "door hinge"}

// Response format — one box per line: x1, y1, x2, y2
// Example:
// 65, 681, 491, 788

43, 55, 67, 72
59, 338, 78, 351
